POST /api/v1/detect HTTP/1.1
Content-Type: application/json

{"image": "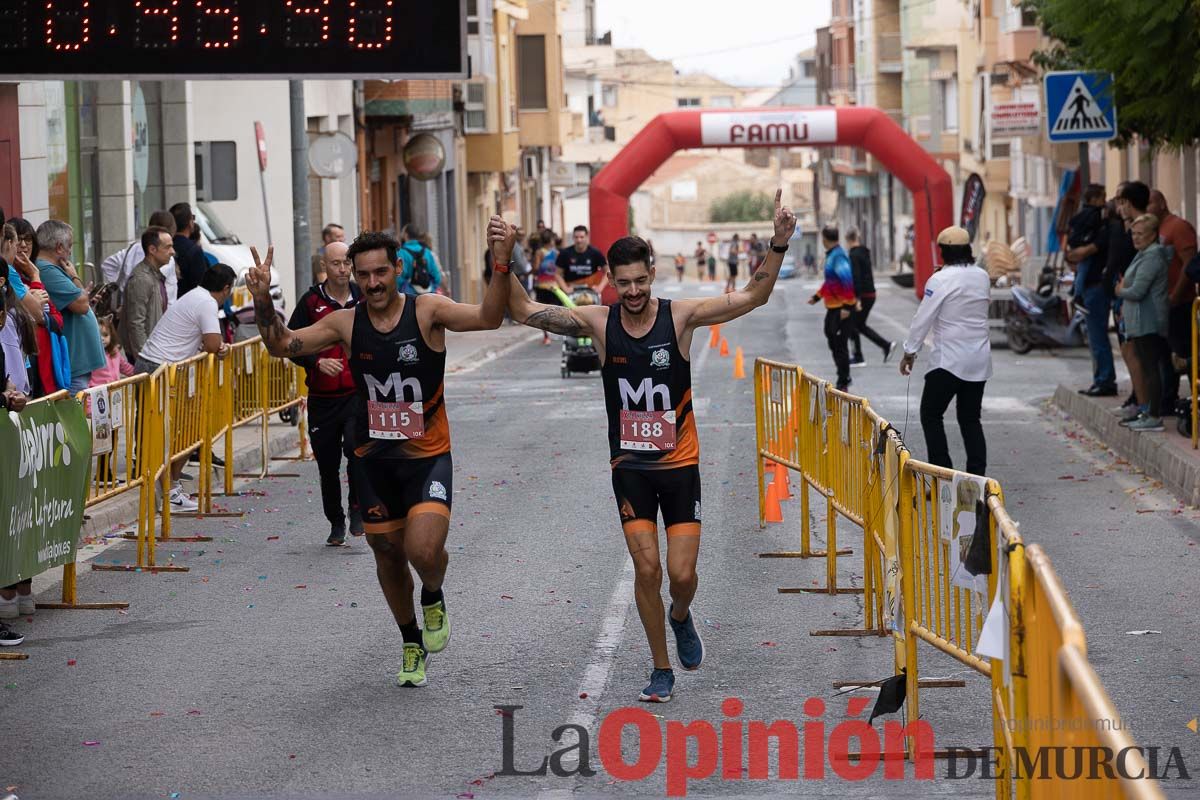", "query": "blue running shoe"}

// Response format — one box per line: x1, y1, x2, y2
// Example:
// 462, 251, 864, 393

639, 668, 675, 703
669, 605, 705, 671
